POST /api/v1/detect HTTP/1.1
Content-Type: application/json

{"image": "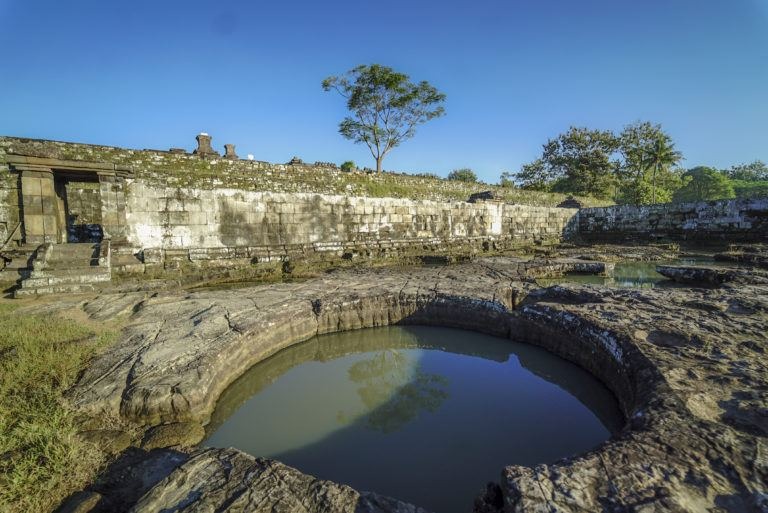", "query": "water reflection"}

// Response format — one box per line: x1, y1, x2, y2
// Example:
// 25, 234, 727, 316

344, 350, 449, 433
536, 258, 727, 289
204, 326, 624, 513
